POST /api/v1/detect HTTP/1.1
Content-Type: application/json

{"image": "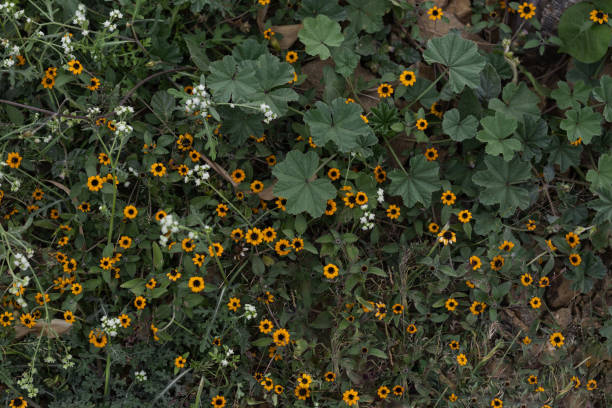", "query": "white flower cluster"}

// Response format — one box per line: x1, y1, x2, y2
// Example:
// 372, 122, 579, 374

10, 177, 21, 192
44, 356, 56, 363
17, 367, 38, 398
159, 214, 180, 246
377, 188, 384, 204
13, 252, 31, 271
0, 38, 19, 67
0, 1, 17, 15
134, 370, 147, 382
244, 304, 257, 320
72, 3, 87, 26
360, 211, 375, 231
87, 106, 101, 116
259, 103, 278, 124
221, 347, 235, 367
185, 163, 211, 186
61, 33, 75, 57
61, 354, 75, 370
103, 9, 123, 32
114, 105, 134, 116
114, 121, 133, 137
184, 84, 211, 117
101, 315, 121, 337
